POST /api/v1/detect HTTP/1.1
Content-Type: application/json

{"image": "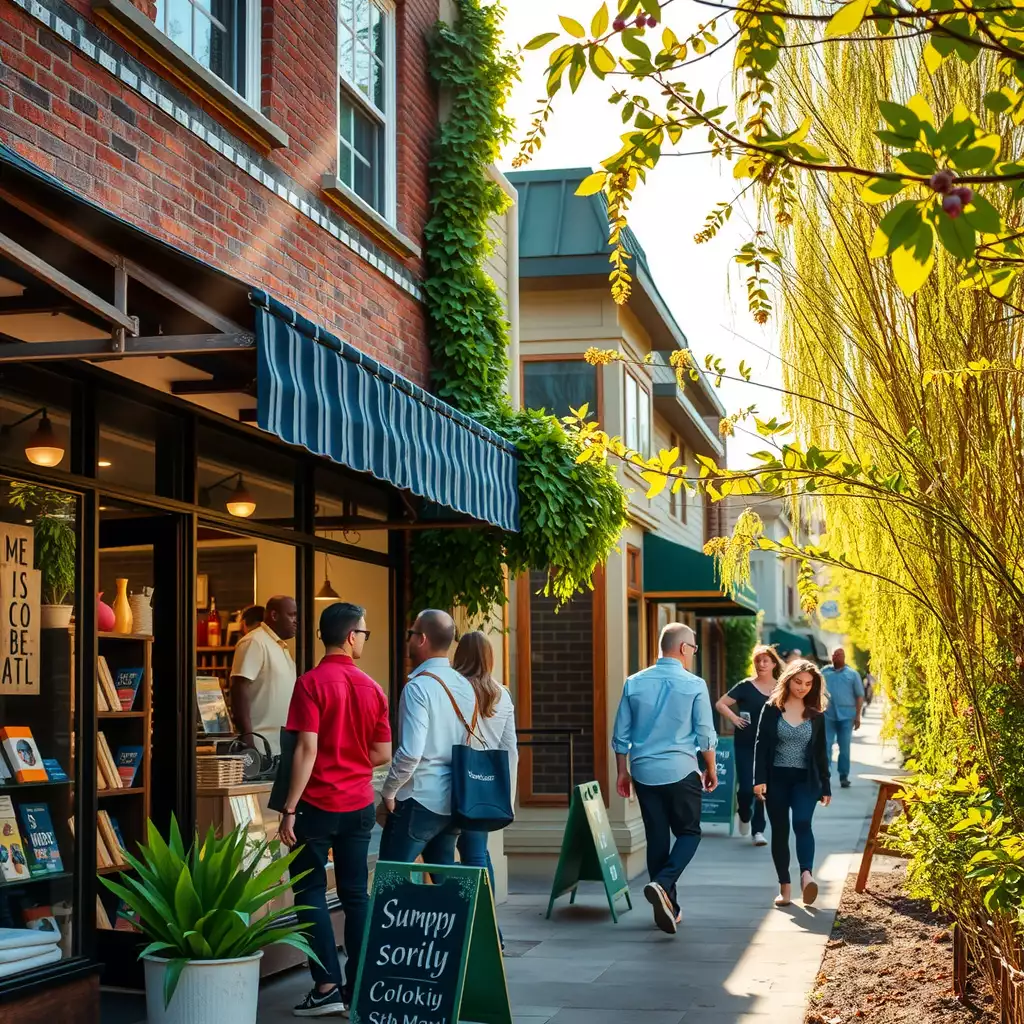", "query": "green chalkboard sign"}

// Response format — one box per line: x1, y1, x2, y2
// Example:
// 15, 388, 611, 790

546, 780, 632, 922
701, 735, 737, 831
349, 861, 510, 1024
